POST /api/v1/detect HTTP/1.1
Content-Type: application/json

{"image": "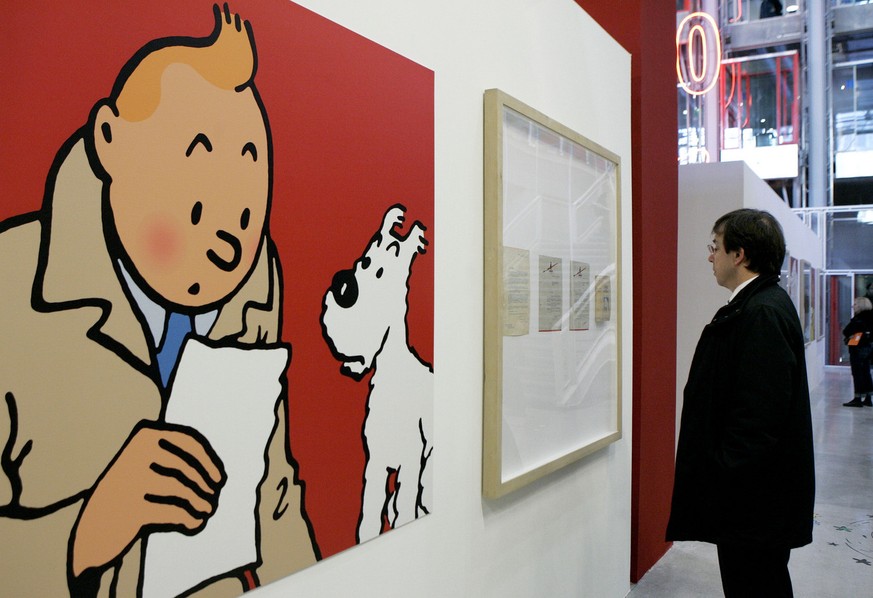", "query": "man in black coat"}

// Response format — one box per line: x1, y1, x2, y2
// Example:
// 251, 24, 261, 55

666, 209, 815, 598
